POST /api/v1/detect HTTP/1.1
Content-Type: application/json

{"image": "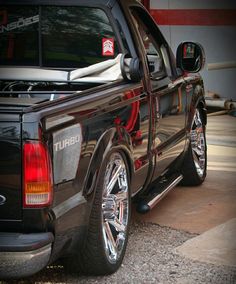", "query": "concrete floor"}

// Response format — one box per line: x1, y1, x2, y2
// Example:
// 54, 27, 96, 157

134, 114, 236, 266
175, 218, 236, 267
